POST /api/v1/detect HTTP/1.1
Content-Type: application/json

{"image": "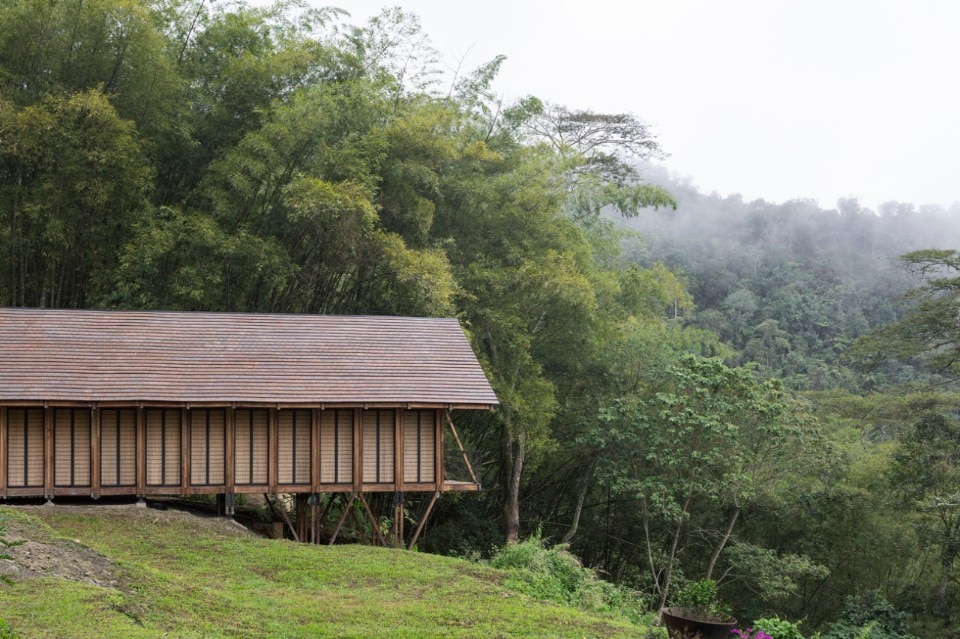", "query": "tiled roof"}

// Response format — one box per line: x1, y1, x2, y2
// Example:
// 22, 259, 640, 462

0, 308, 498, 407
